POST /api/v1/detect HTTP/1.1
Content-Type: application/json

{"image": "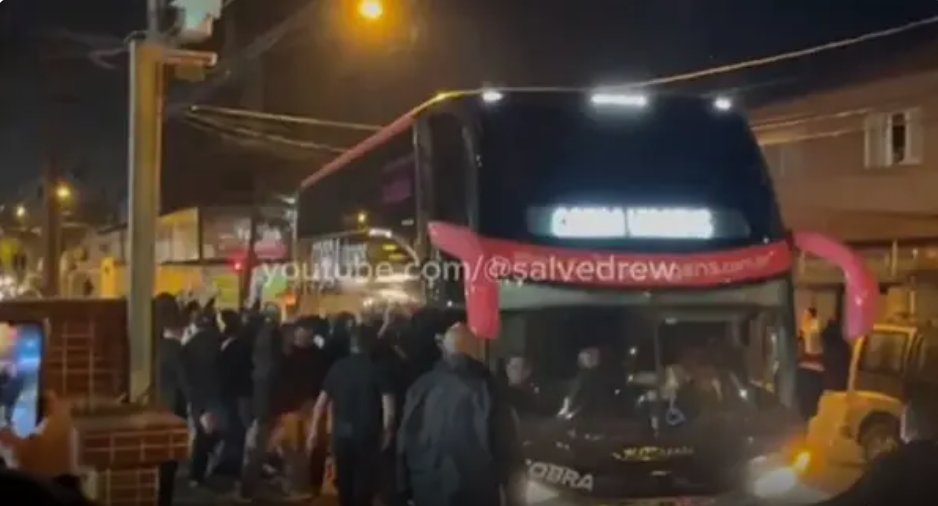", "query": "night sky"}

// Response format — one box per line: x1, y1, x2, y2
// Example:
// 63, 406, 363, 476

2, 0, 938, 214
